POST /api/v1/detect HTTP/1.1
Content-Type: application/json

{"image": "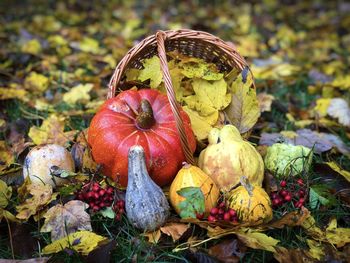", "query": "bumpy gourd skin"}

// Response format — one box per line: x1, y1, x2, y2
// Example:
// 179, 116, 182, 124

198, 125, 264, 192
125, 146, 170, 231
227, 177, 272, 225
